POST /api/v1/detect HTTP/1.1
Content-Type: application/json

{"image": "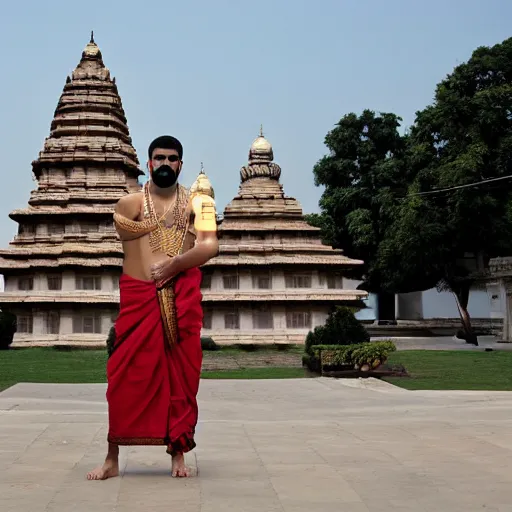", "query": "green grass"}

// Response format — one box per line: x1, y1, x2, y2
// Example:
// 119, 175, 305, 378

385, 350, 512, 390
0, 348, 108, 391
2, 347, 512, 392
201, 367, 307, 379
0, 348, 306, 391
